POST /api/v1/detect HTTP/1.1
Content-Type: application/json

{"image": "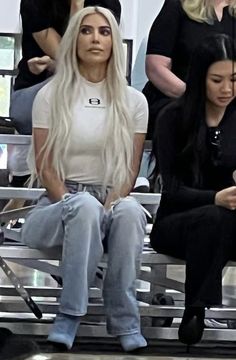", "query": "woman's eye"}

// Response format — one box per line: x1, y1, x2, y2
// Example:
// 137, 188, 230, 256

100, 28, 111, 36
80, 27, 91, 35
